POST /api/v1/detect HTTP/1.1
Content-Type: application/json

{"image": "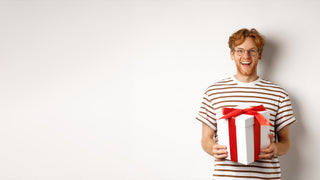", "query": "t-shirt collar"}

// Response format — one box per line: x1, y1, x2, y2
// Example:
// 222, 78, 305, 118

231, 75, 261, 86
